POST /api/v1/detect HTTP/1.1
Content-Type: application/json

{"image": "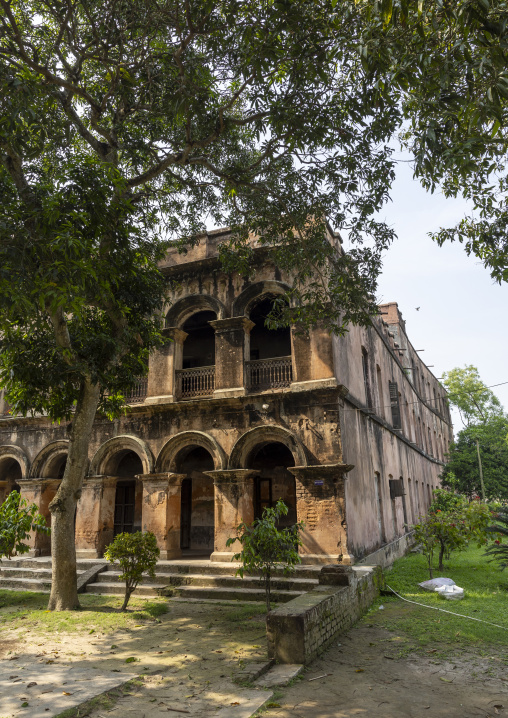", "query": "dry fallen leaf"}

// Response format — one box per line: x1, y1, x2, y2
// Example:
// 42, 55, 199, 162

355, 669, 364, 673
230, 702, 240, 706
62, 691, 72, 696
